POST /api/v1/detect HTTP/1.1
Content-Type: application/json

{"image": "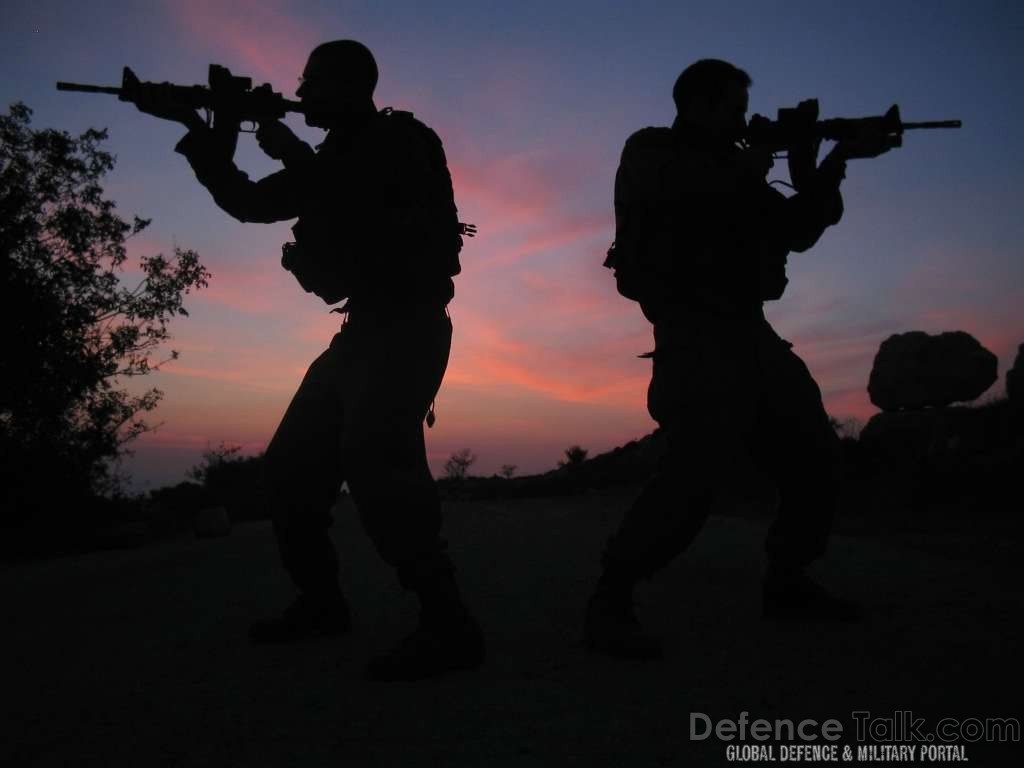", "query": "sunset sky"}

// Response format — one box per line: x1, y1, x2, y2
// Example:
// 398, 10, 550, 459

3, 1, 1022, 490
